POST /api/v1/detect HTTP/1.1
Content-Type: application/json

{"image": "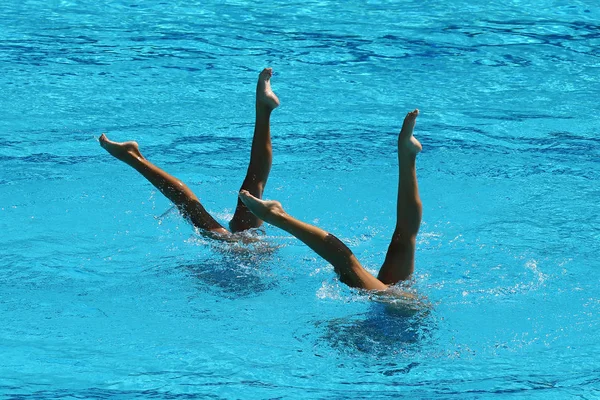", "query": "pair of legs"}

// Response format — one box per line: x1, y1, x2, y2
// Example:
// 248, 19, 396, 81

100, 69, 422, 291
239, 110, 423, 291
99, 68, 280, 238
